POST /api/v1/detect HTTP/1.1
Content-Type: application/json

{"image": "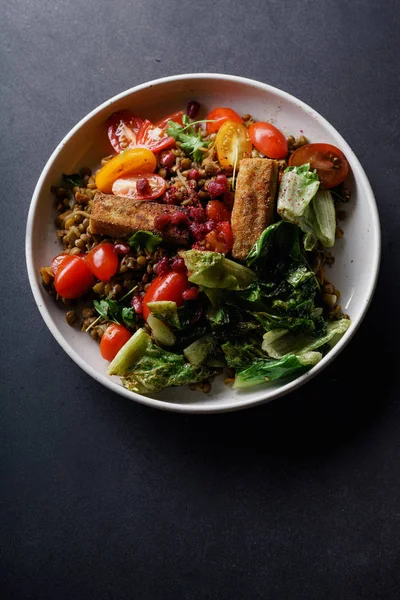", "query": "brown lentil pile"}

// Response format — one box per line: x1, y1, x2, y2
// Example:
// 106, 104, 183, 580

42, 166, 170, 341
